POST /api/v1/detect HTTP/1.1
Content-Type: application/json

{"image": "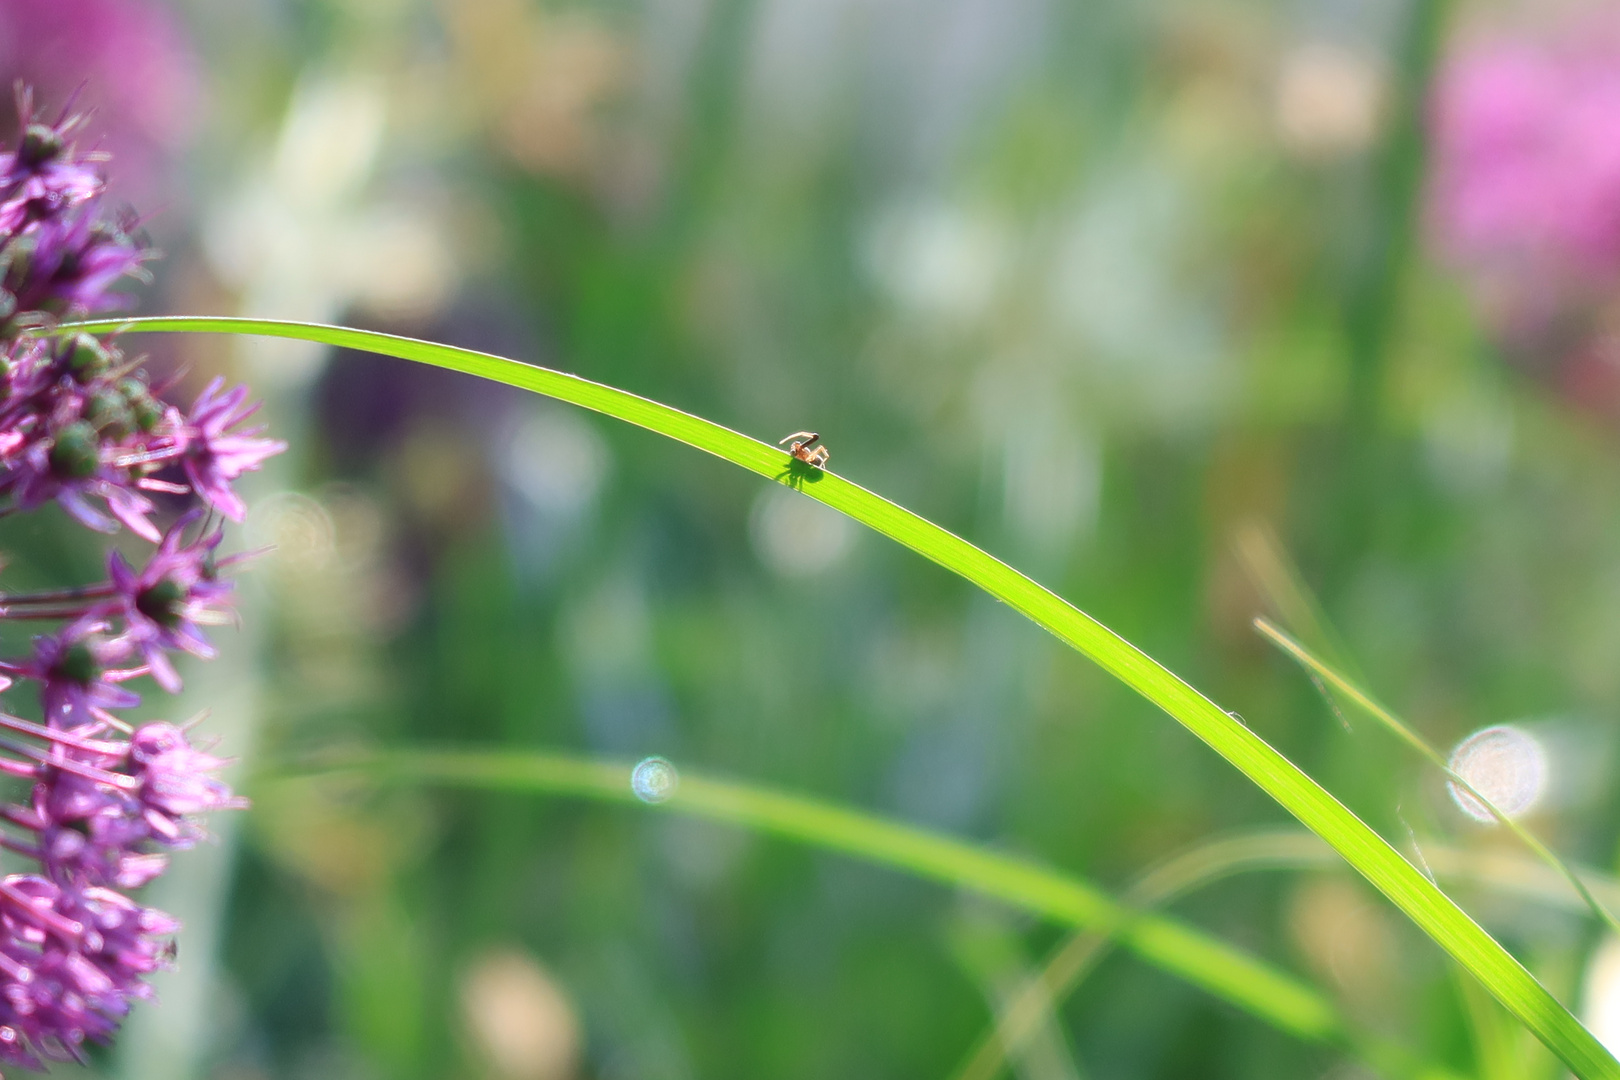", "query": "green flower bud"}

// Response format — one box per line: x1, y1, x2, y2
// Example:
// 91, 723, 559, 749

85, 388, 134, 439
18, 123, 63, 168
49, 421, 101, 480
137, 579, 186, 628
120, 380, 164, 432
64, 334, 111, 383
